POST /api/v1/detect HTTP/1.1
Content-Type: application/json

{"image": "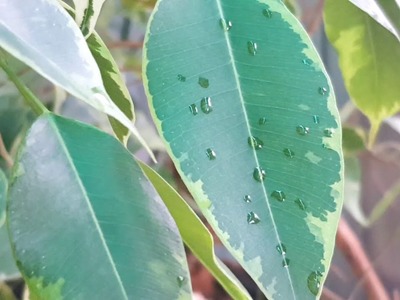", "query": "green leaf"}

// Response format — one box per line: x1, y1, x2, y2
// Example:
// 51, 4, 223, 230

342, 127, 366, 156
143, 0, 344, 298
139, 162, 252, 300
72, 0, 106, 37
0, 0, 153, 158
87, 33, 135, 145
0, 169, 6, 228
0, 226, 19, 281
7, 114, 191, 299
324, 0, 400, 145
